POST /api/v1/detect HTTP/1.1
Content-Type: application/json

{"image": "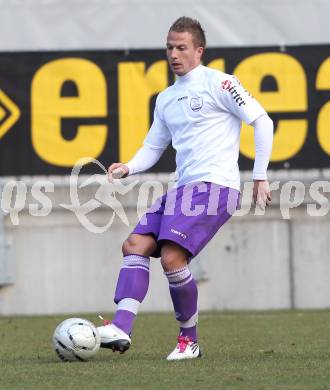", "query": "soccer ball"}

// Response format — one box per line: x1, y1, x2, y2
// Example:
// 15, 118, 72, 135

53, 318, 101, 361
